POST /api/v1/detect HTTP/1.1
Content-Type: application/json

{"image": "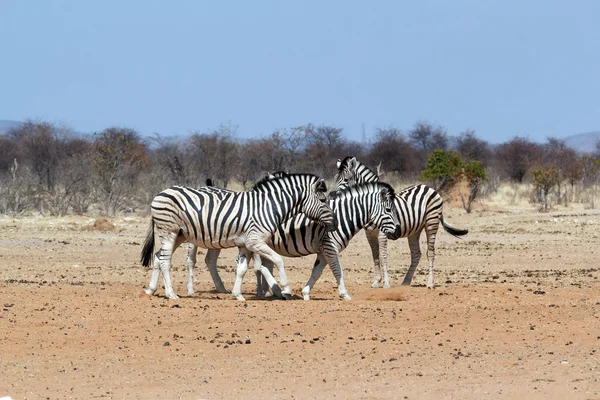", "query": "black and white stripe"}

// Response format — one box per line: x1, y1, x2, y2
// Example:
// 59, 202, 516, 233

141, 173, 336, 300
249, 180, 401, 300
334, 156, 468, 288
190, 178, 401, 300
